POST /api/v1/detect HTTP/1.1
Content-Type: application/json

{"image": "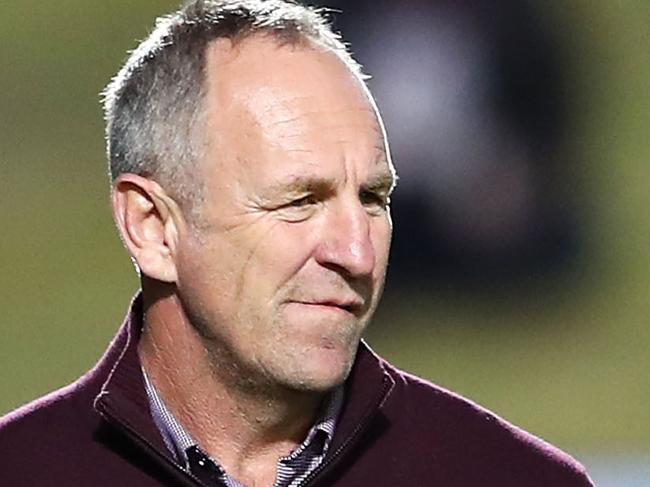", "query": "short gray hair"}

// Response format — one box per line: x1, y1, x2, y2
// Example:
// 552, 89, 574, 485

102, 0, 365, 215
